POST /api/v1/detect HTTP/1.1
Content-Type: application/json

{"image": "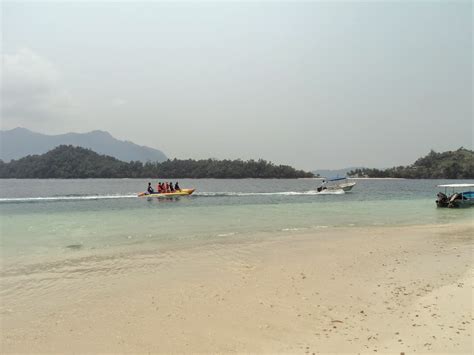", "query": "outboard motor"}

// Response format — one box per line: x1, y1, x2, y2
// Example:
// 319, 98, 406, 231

449, 193, 462, 202
436, 192, 448, 207
447, 193, 462, 208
